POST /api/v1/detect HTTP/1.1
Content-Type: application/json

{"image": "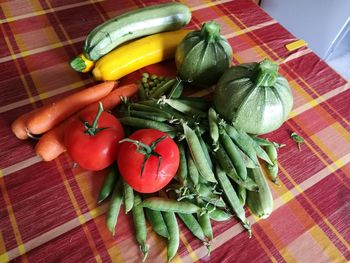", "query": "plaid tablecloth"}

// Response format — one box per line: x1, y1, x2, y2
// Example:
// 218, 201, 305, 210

1, 0, 349, 262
